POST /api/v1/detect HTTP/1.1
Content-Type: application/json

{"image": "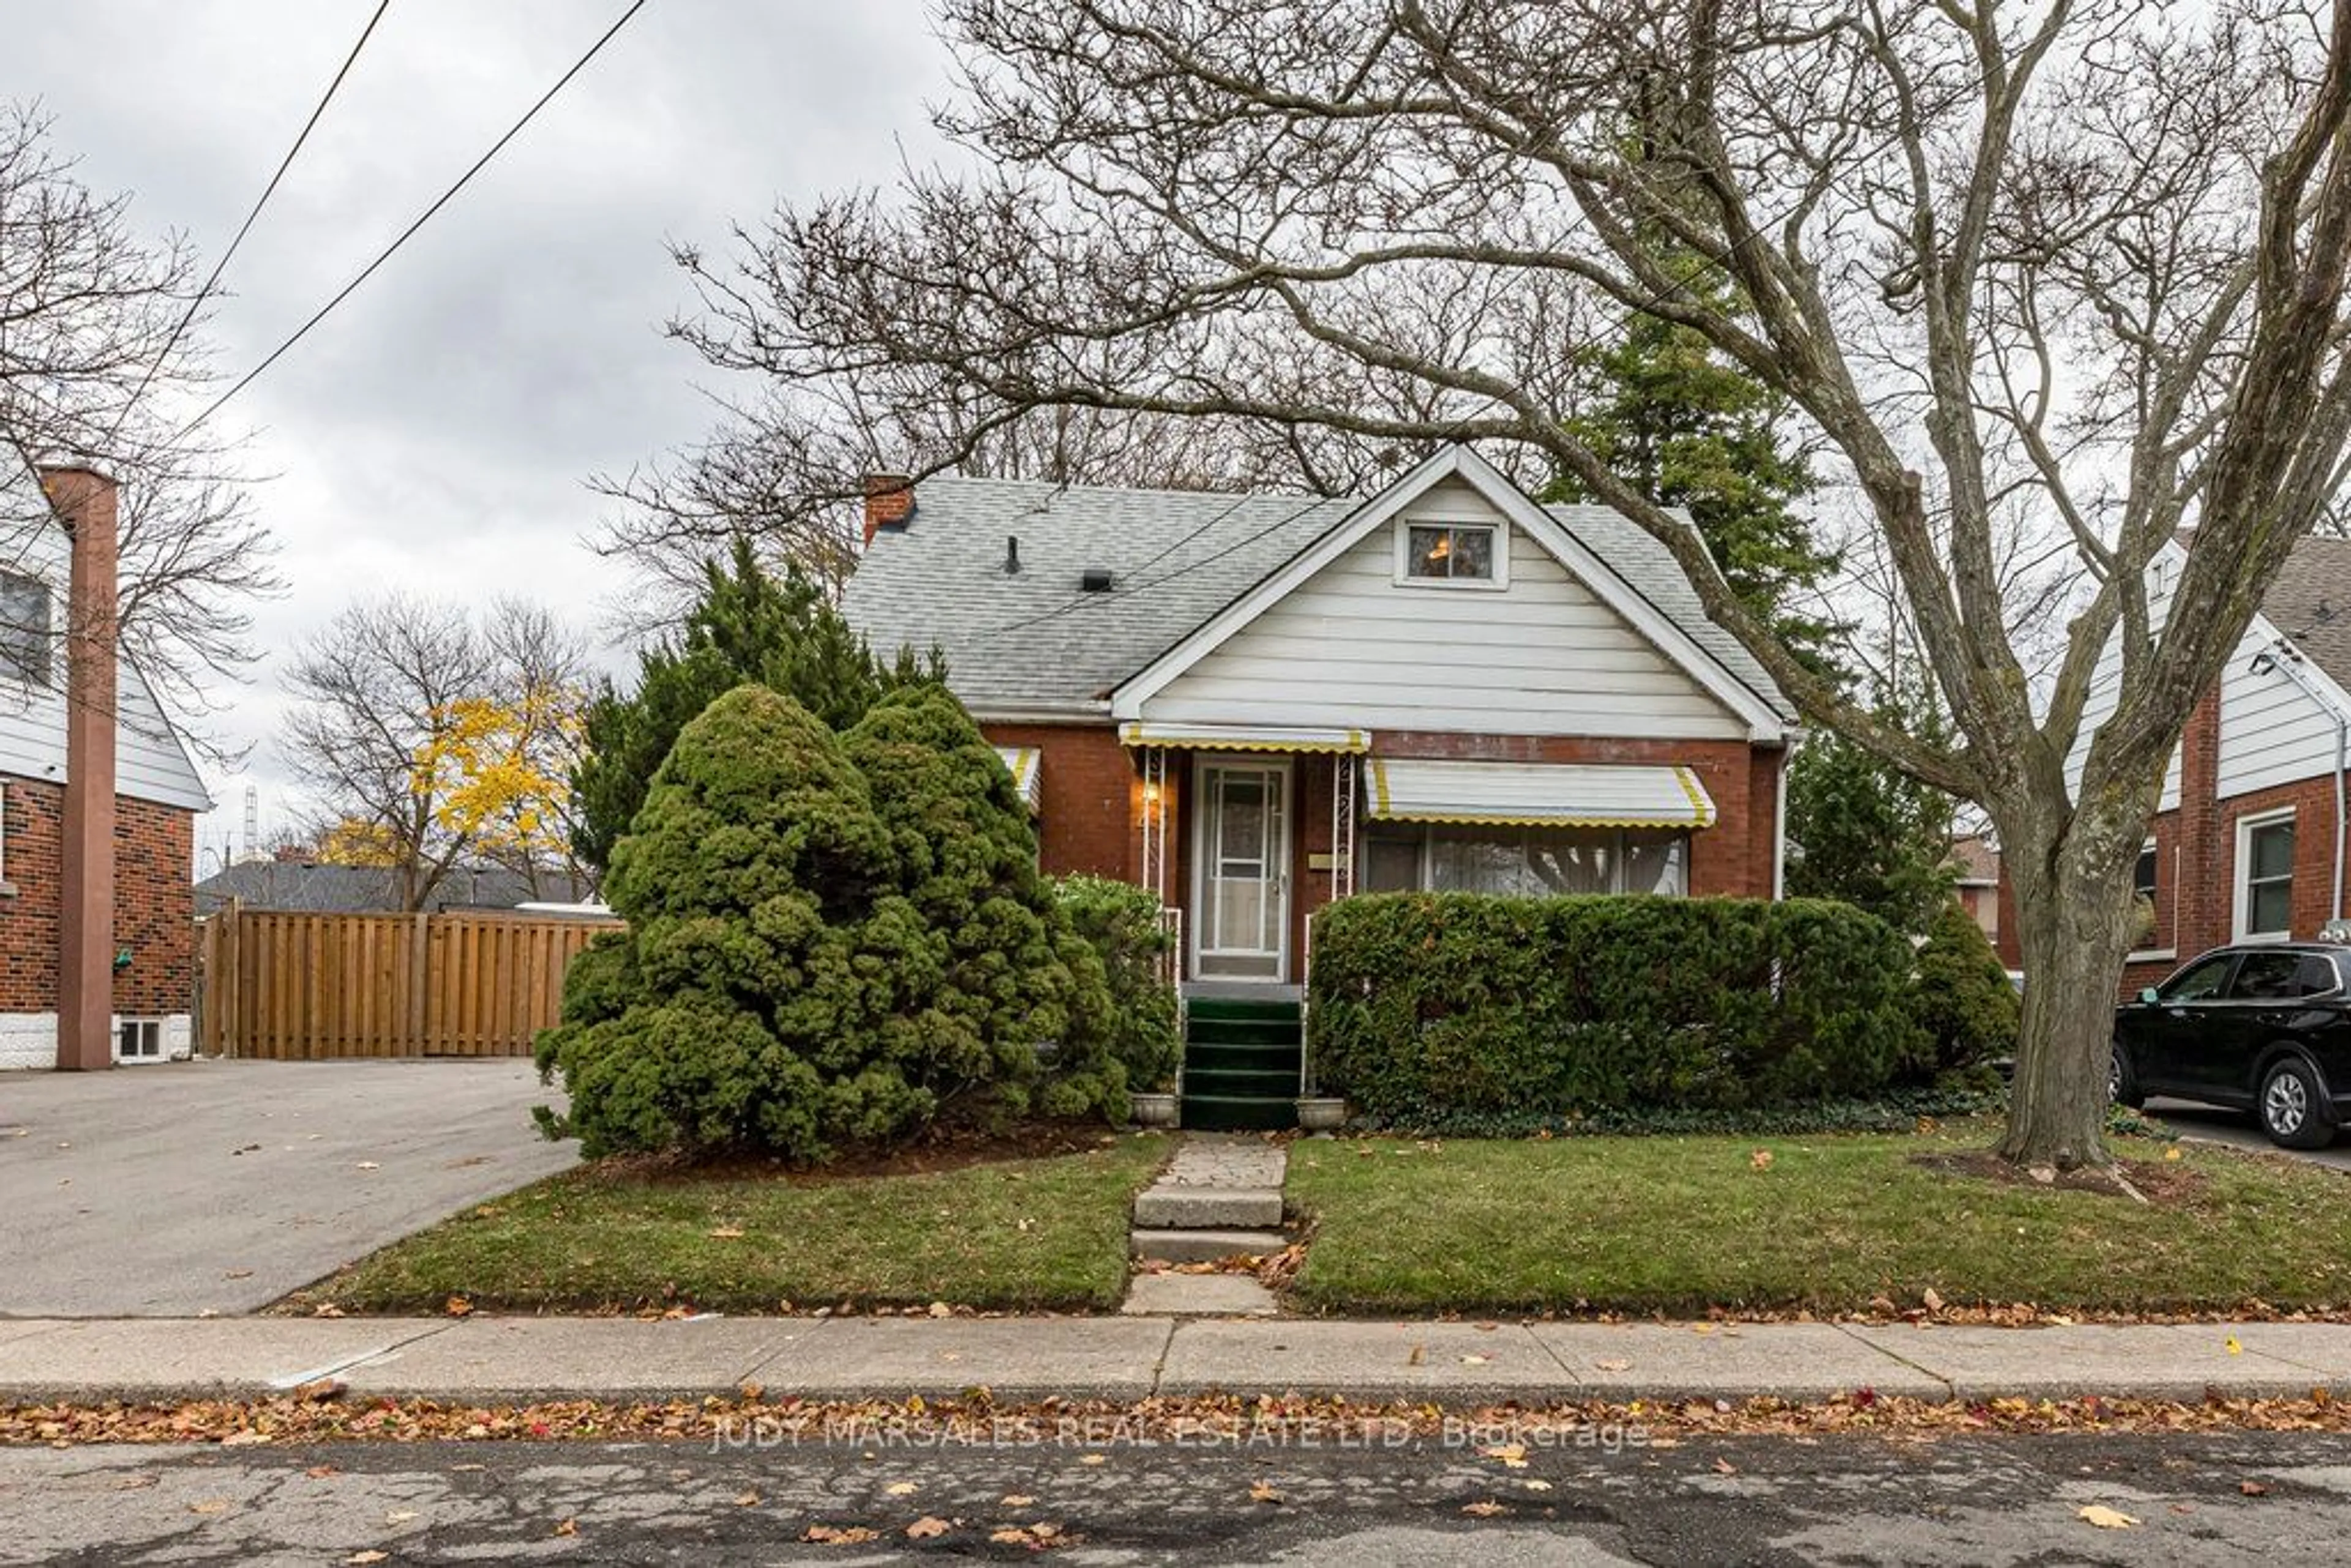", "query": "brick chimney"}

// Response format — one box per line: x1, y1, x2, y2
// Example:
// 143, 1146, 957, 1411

40, 467, 118, 1073
861, 473, 914, 548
